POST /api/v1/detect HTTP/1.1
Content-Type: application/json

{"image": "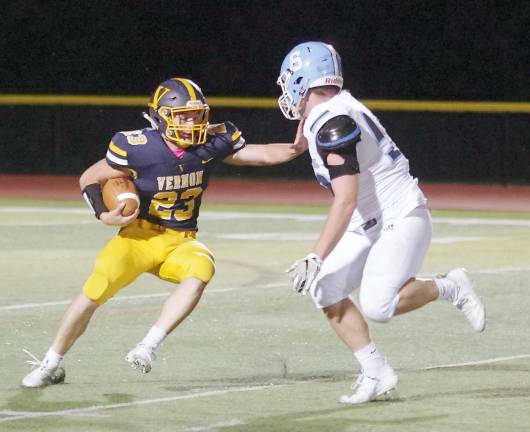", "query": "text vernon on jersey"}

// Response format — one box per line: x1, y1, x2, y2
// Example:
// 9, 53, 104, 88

157, 170, 204, 191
